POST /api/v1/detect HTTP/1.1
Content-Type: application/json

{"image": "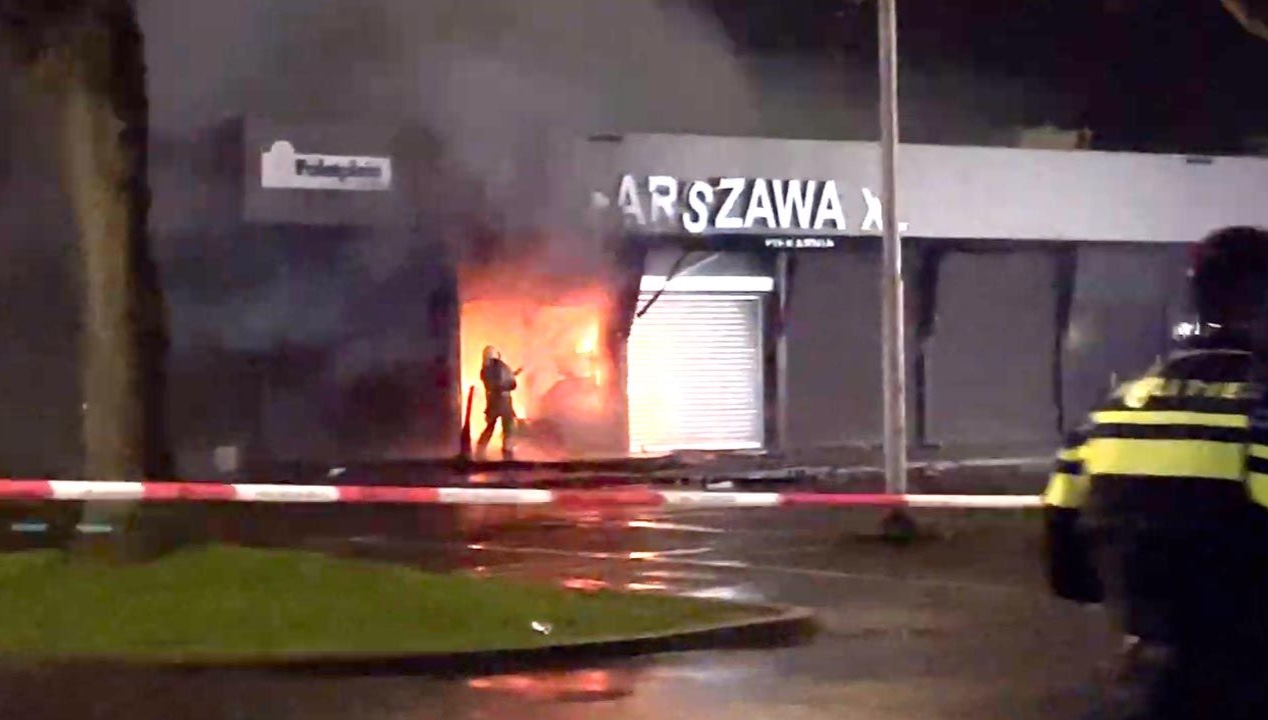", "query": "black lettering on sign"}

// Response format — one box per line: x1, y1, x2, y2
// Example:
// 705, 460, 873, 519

295, 159, 383, 181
